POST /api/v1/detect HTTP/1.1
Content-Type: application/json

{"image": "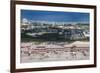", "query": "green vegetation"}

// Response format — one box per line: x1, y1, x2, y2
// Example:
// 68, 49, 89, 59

76, 23, 89, 29
21, 23, 90, 43
21, 32, 89, 43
